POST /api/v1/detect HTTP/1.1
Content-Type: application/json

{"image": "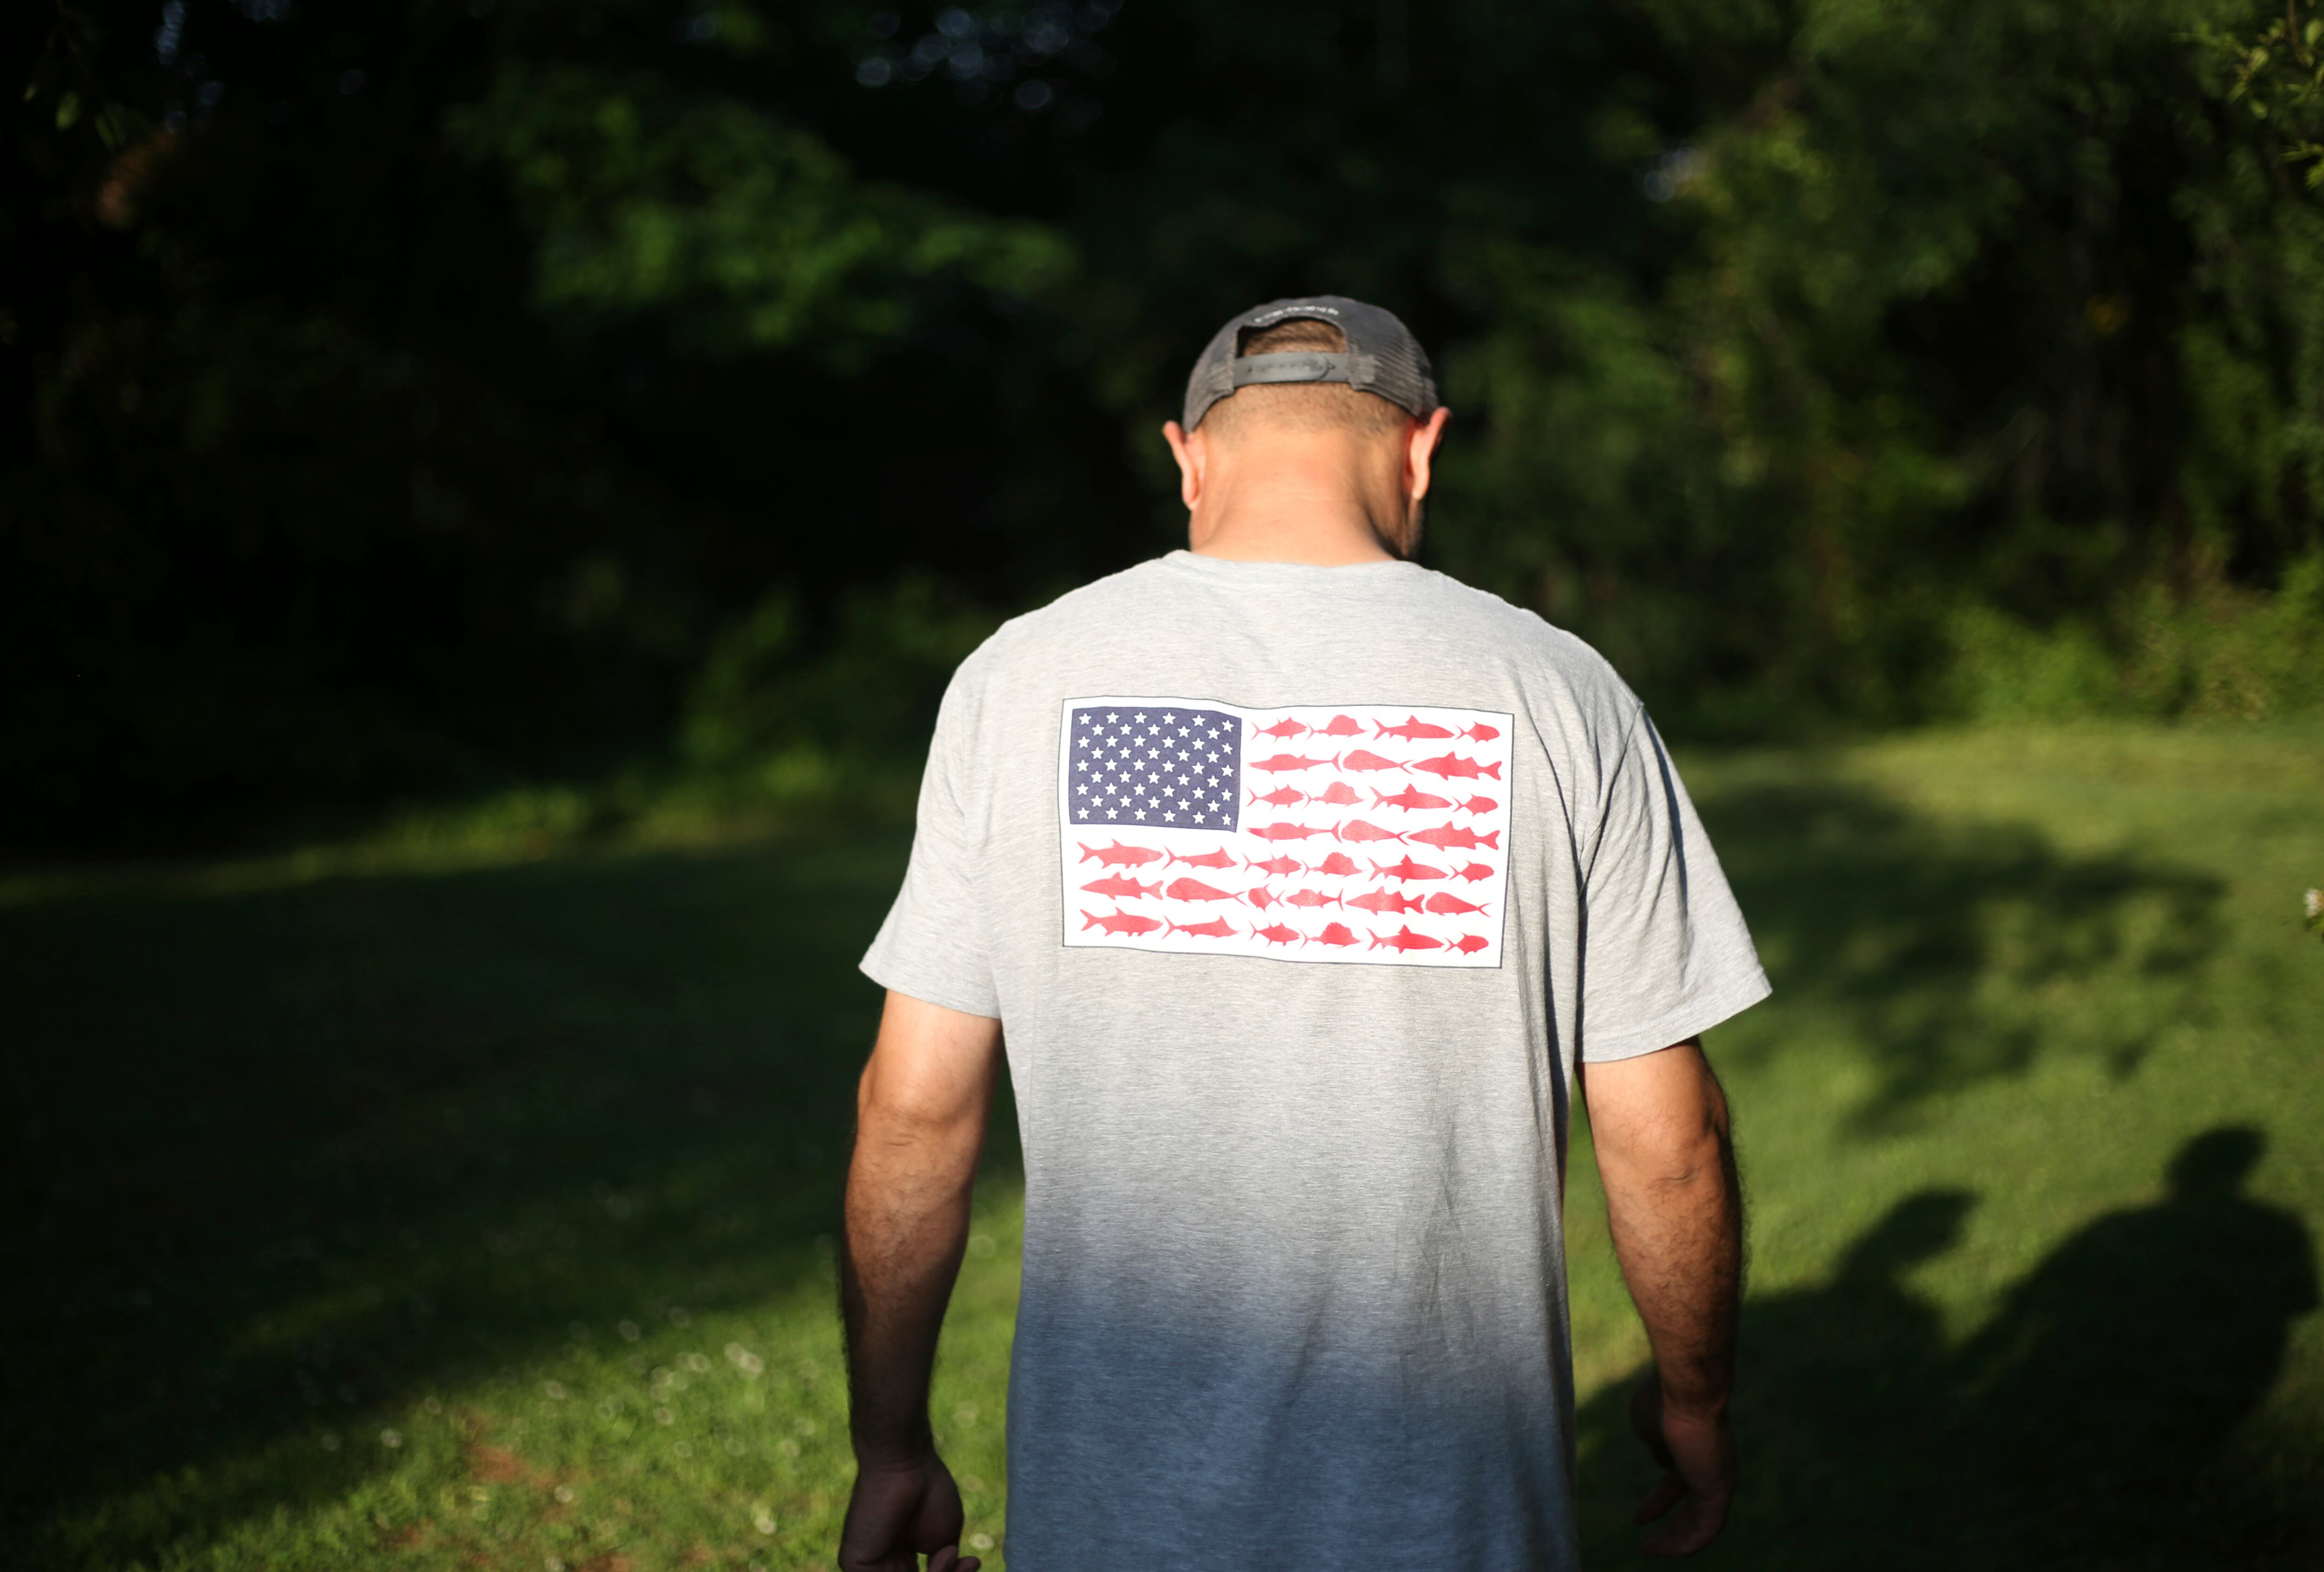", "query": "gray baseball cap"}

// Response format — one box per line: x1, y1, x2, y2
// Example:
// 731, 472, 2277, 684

1182, 295, 1439, 432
